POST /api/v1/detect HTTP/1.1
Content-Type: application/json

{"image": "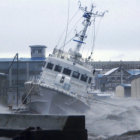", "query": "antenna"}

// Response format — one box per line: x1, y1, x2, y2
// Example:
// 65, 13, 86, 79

73, 2, 108, 61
